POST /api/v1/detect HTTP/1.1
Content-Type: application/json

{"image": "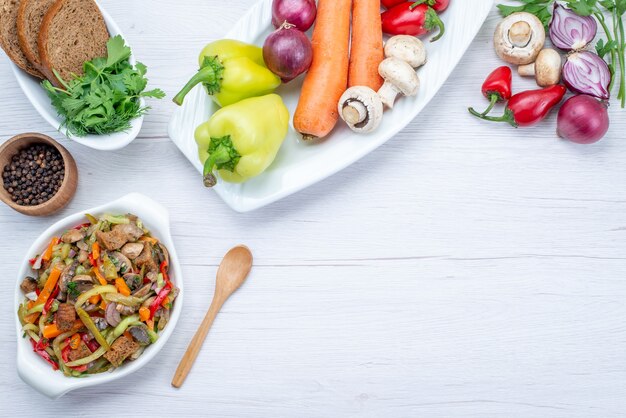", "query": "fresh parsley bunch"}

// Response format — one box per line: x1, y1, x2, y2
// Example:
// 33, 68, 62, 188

42, 35, 165, 137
